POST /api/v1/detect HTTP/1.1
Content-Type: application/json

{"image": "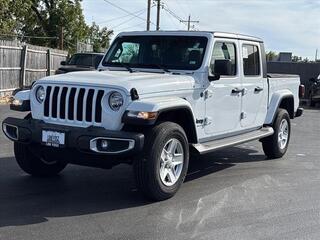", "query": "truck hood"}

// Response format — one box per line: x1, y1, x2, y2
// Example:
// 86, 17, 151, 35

37, 70, 195, 96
